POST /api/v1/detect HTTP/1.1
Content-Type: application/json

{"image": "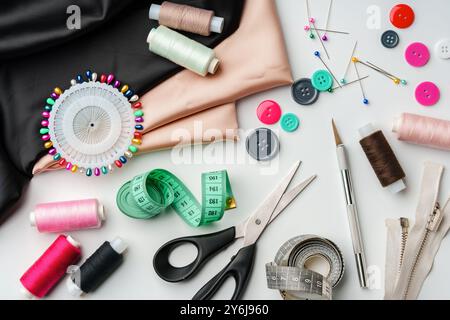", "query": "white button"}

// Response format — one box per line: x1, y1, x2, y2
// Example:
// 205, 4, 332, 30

435, 39, 450, 59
